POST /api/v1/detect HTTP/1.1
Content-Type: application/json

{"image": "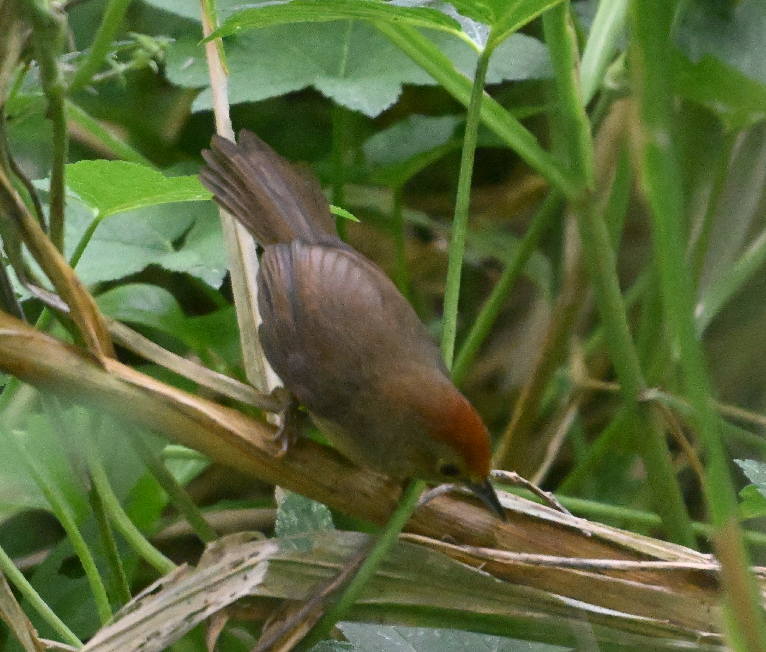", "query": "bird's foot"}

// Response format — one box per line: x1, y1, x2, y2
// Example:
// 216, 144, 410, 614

272, 392, 301, 457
